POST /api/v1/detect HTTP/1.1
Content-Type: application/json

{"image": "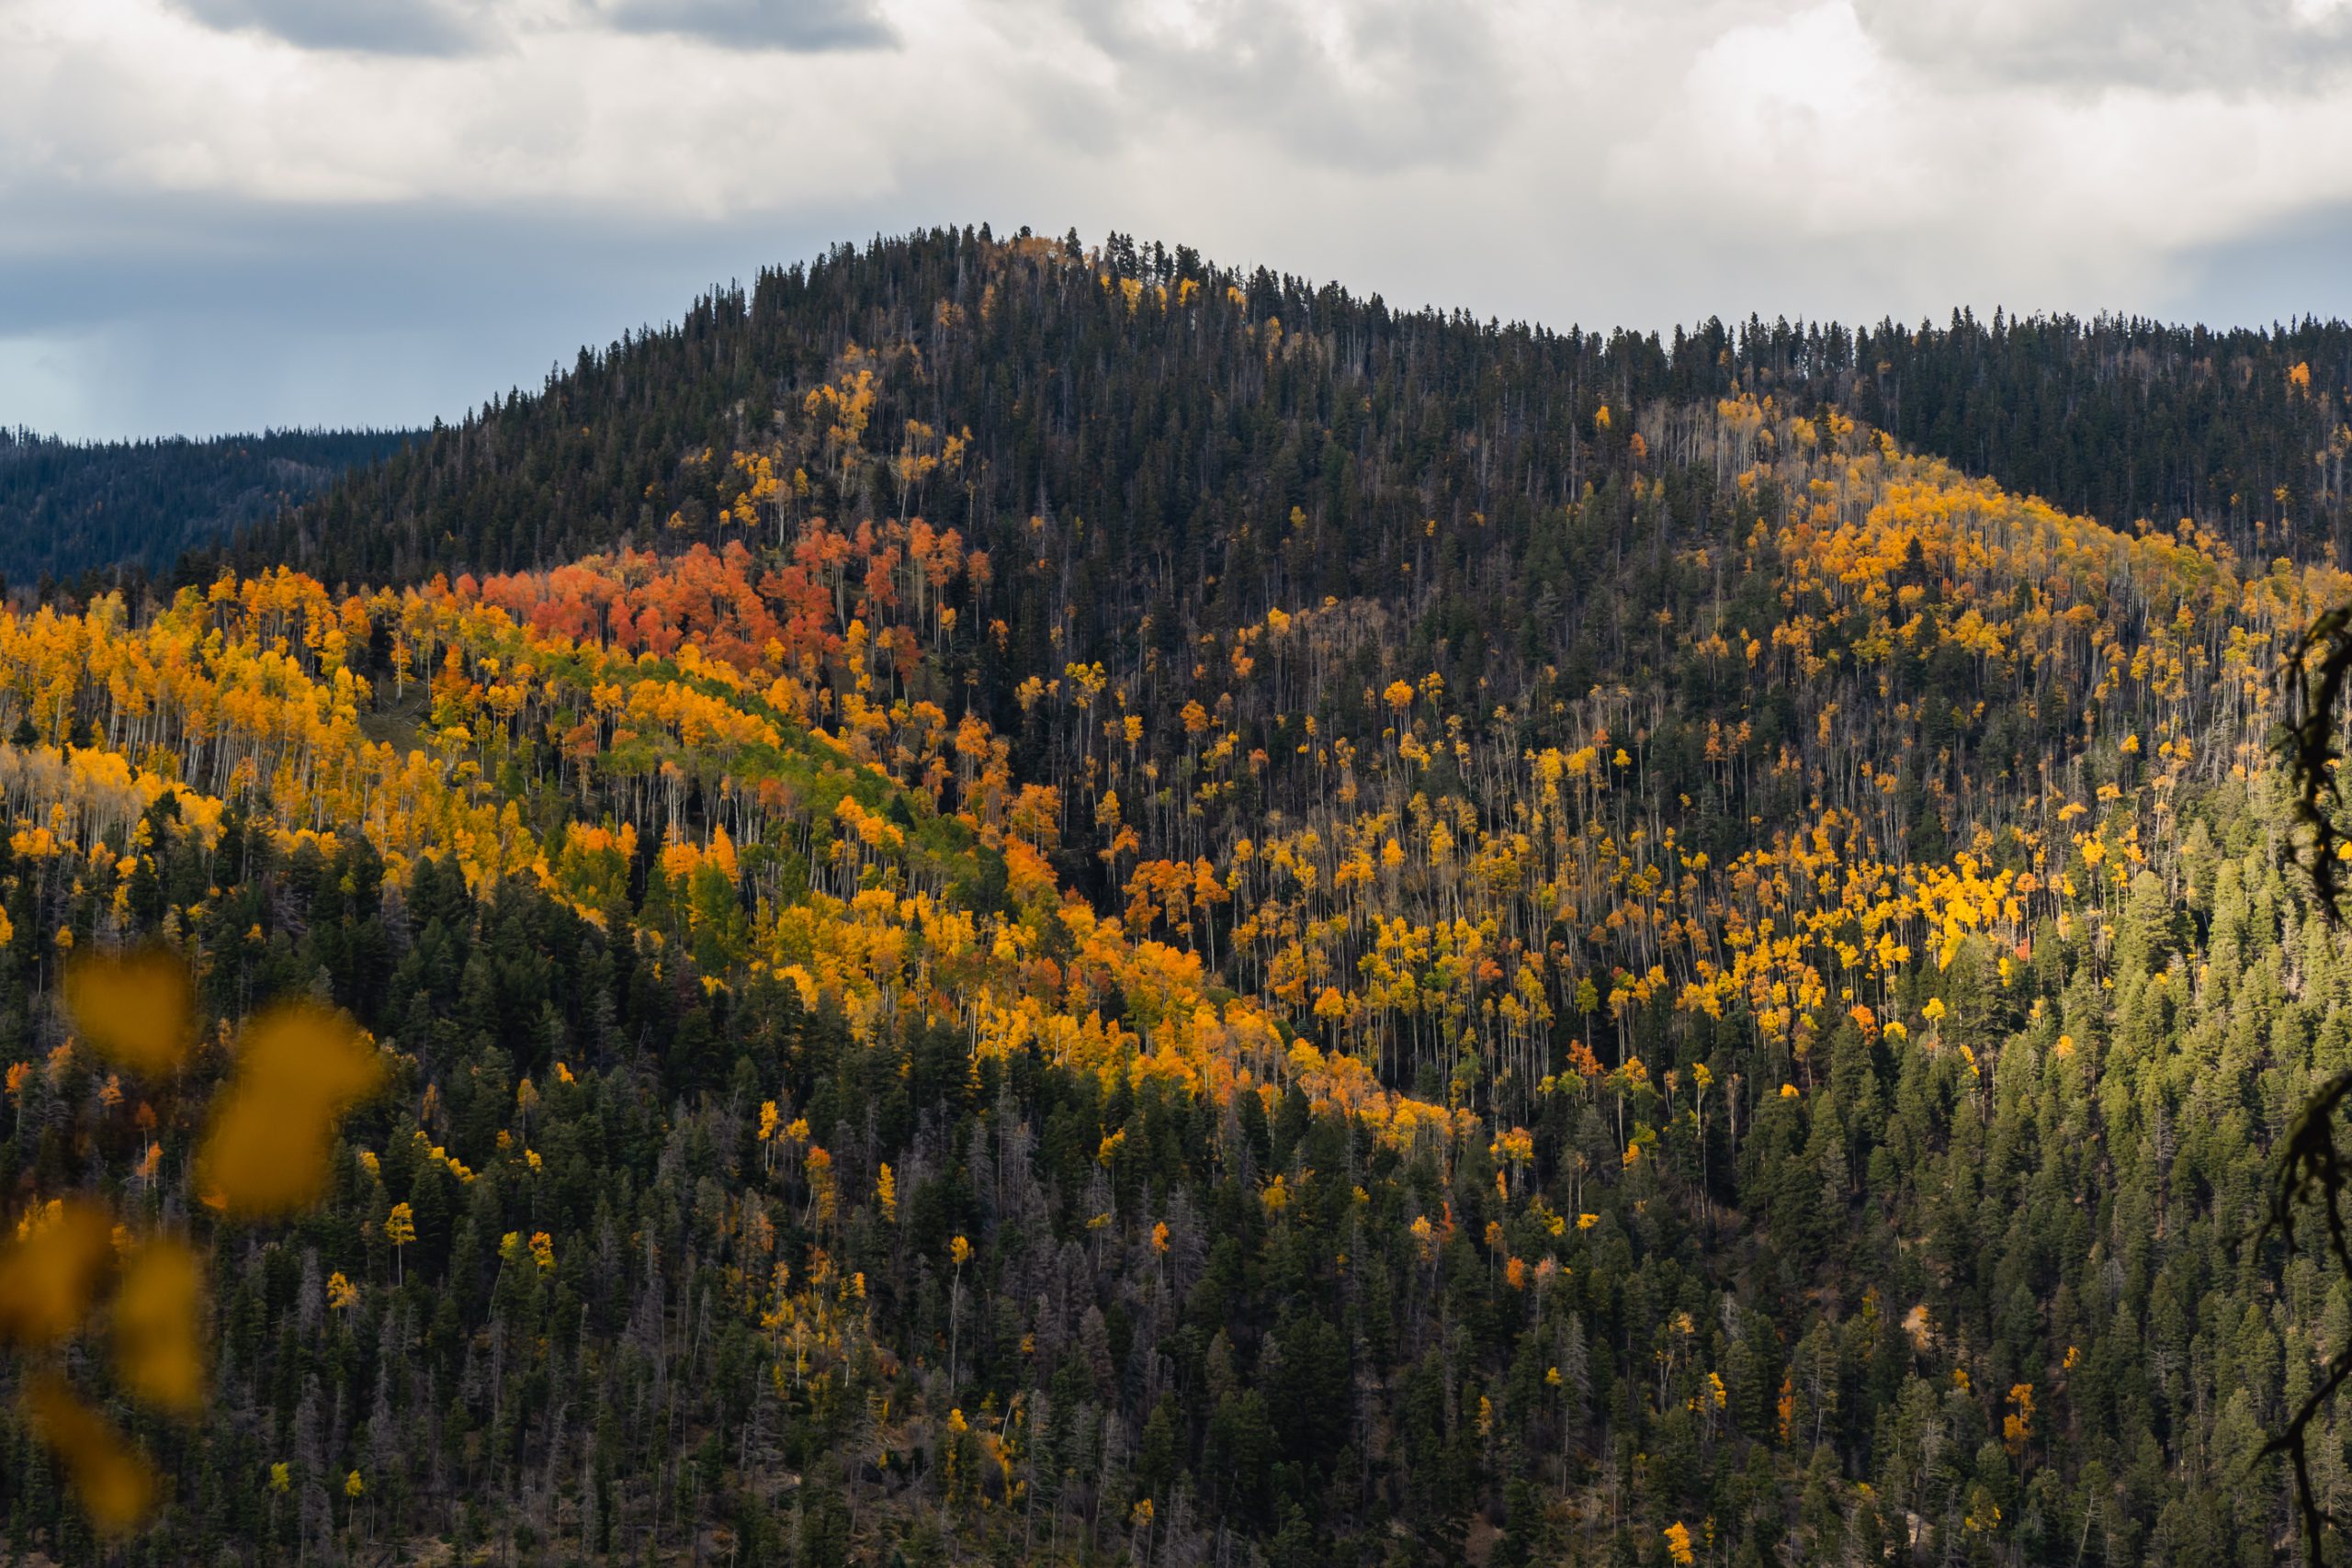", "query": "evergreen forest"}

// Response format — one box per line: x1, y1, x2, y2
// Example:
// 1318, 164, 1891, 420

0, 428, 414, 590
